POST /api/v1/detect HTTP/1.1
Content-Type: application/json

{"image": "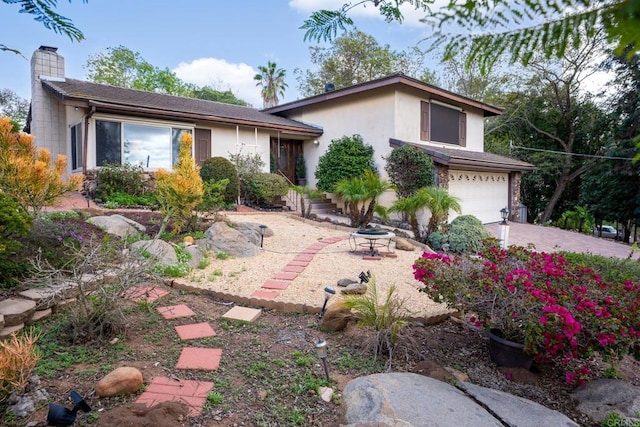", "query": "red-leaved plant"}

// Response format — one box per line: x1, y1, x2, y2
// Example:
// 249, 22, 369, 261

413, 245, 640, 384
